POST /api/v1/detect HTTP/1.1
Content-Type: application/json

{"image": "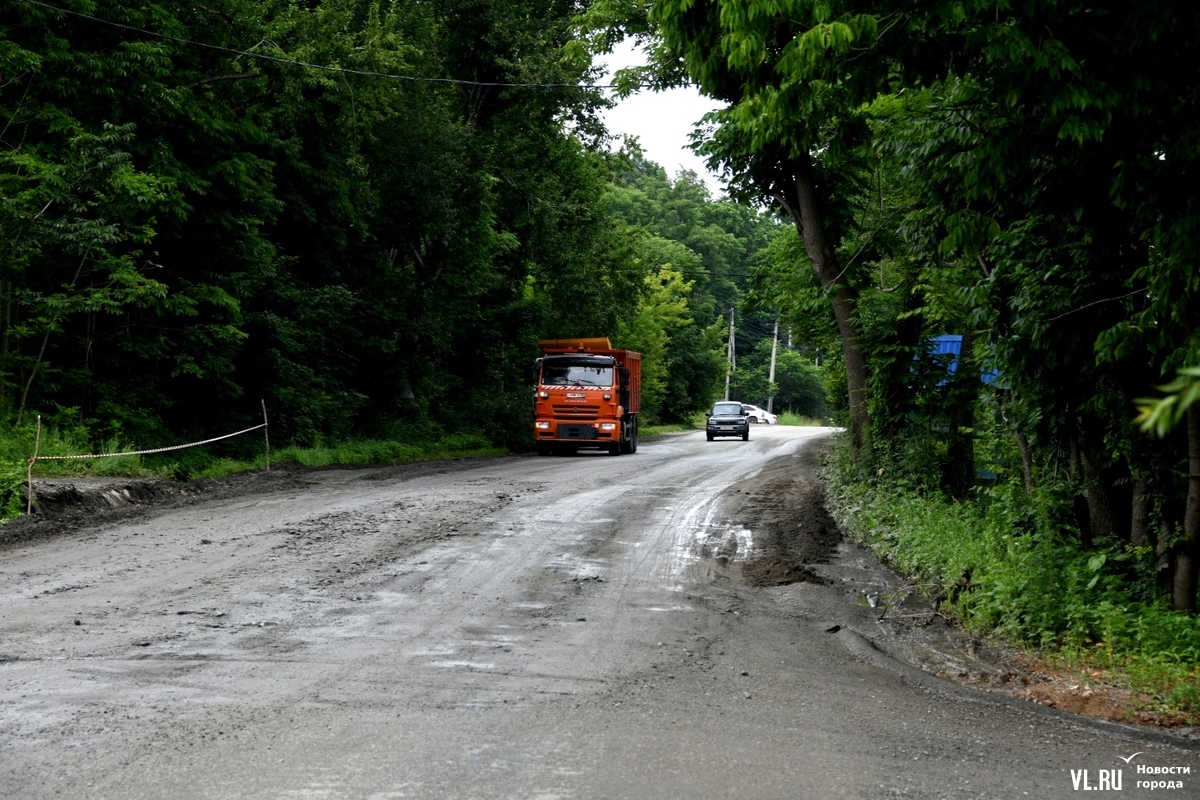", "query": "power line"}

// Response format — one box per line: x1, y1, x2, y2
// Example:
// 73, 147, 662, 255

18, 0, 665, 92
